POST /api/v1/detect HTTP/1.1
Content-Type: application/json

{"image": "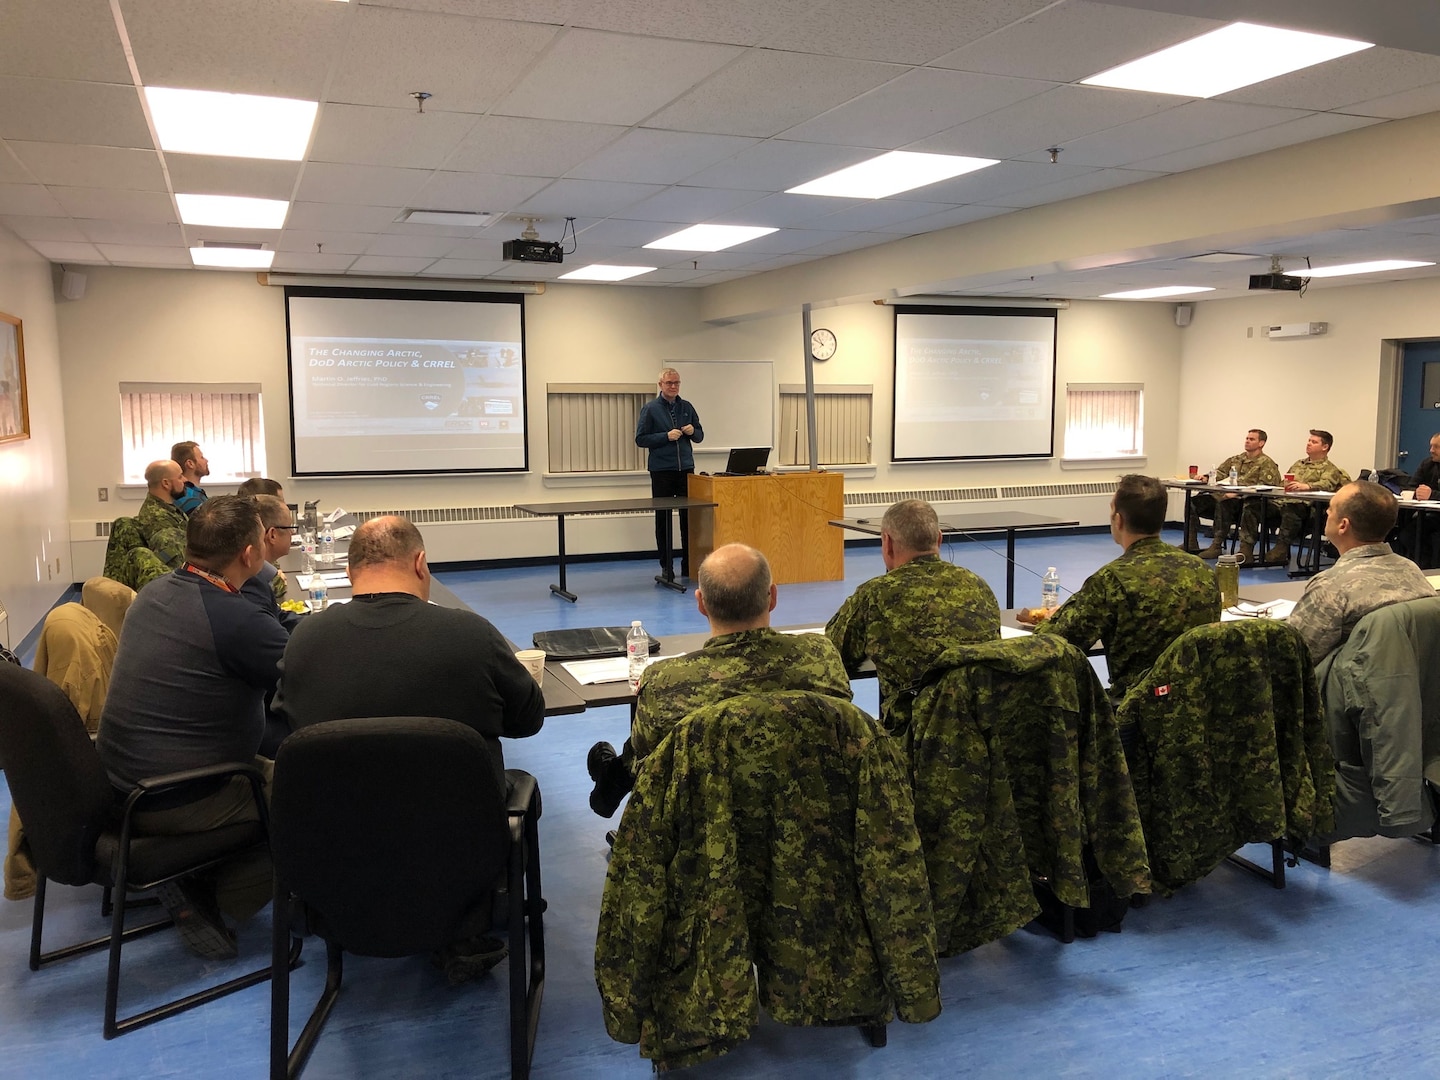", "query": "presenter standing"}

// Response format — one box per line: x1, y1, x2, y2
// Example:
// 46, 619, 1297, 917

636, 368, 703, 581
